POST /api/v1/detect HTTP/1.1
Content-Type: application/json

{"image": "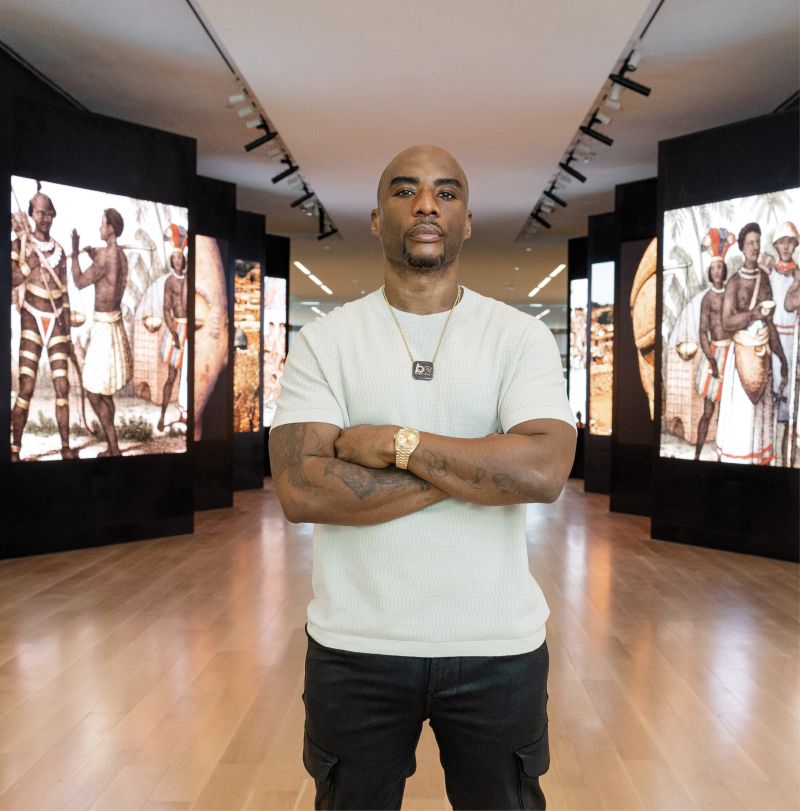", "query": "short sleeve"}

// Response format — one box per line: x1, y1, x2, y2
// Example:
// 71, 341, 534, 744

498, 321, 576, 433
271, 329, 345, 430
